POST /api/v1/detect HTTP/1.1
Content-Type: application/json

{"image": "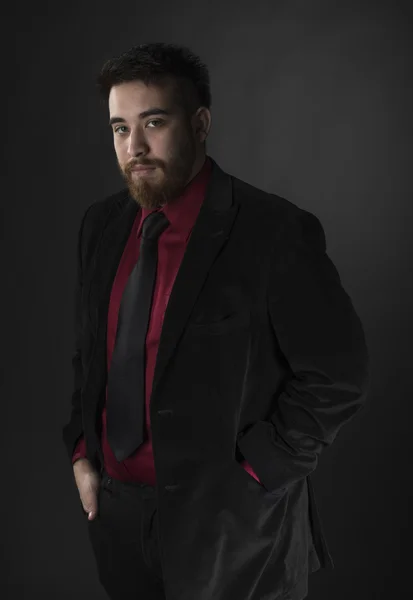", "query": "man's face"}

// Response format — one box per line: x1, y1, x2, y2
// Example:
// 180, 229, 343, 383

108, 80, 206, 210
